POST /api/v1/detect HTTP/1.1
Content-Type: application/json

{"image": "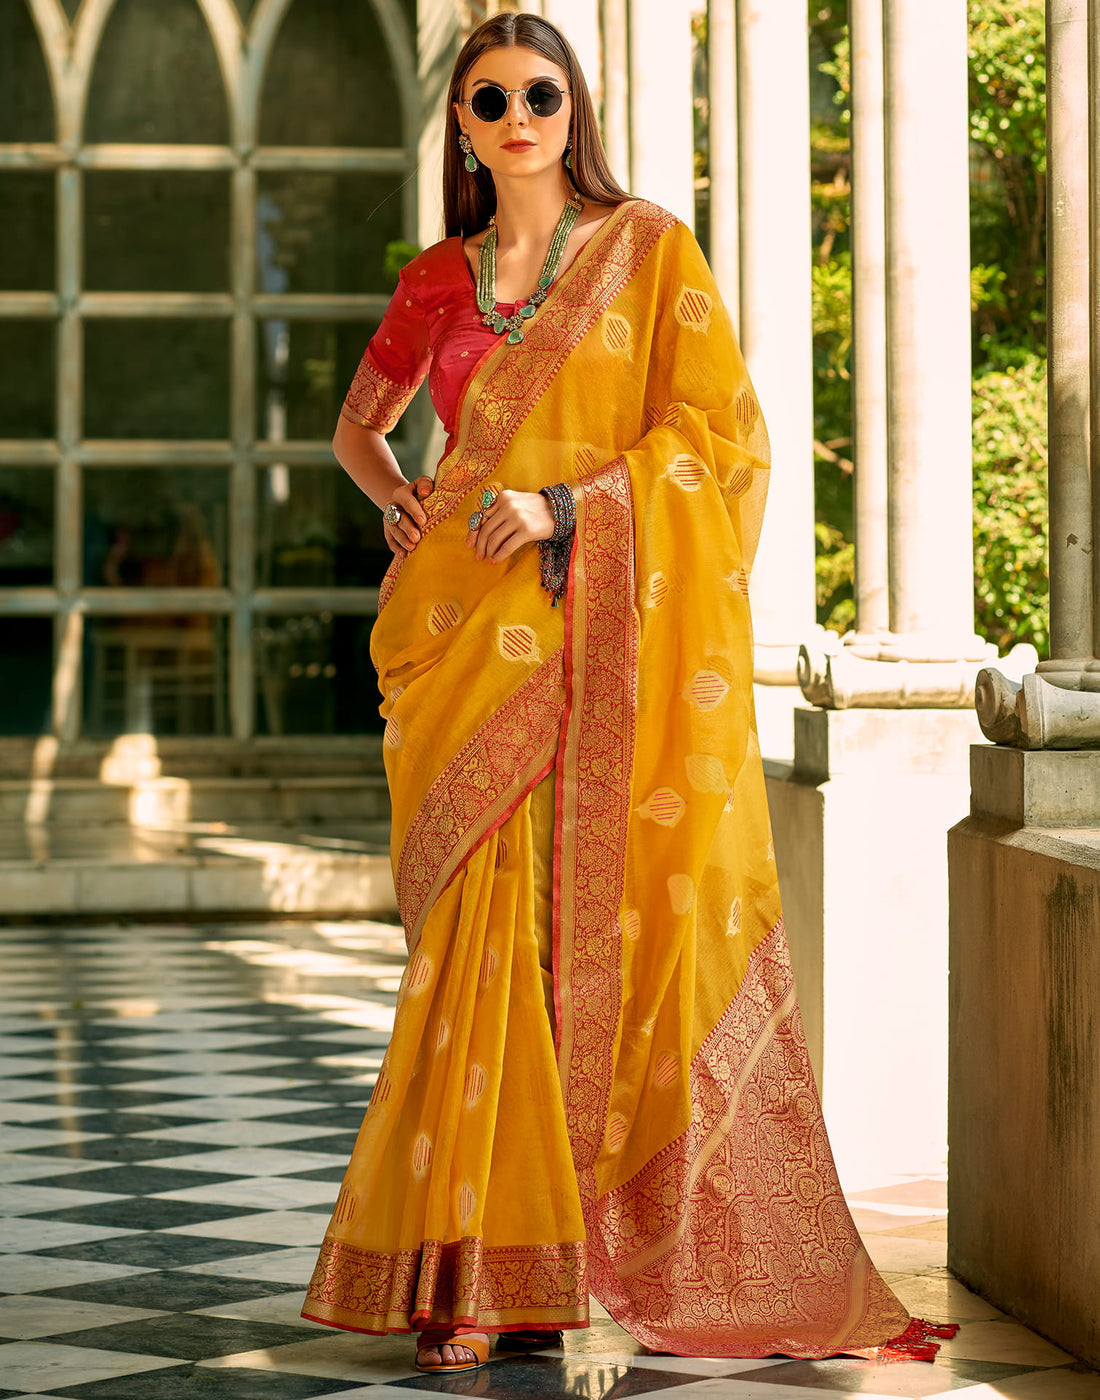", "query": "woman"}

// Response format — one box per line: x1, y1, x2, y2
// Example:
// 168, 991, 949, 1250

302, 11, 949, 1375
